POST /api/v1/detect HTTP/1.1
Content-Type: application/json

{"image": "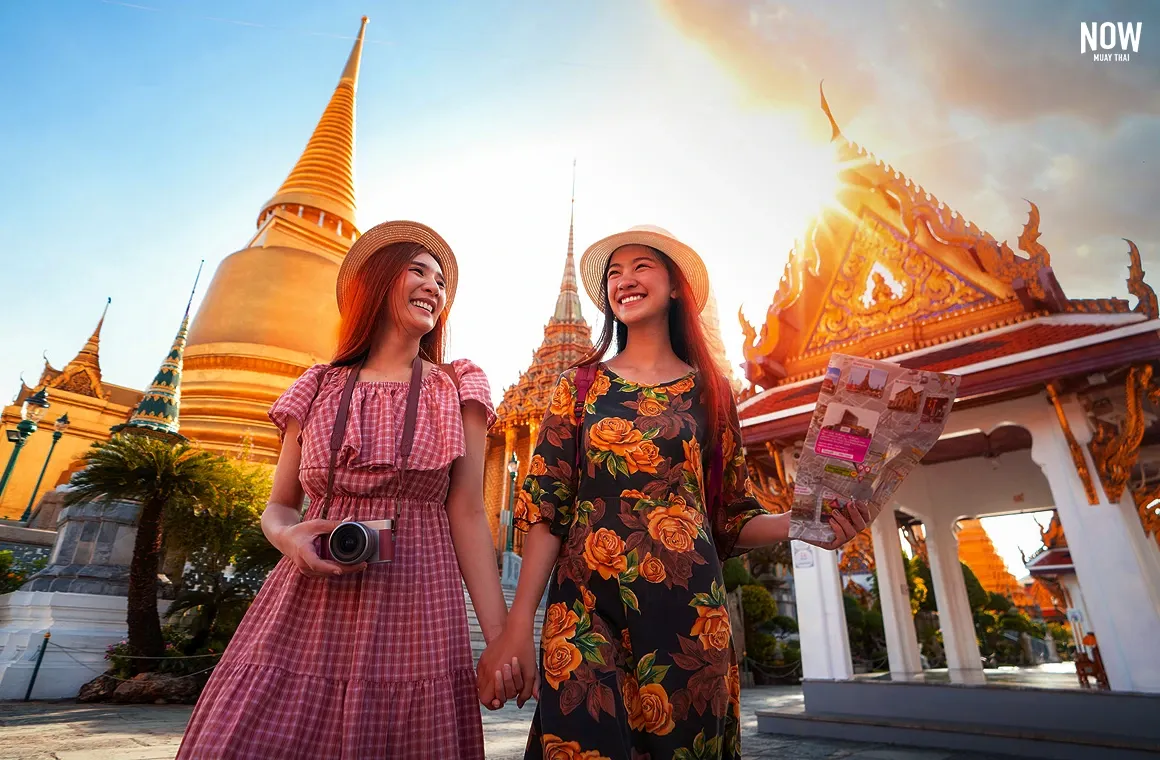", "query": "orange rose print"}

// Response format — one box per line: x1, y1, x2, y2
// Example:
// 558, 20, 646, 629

721, 425, 736, 465
542, 602, 580, 641
621, 627, 631, 653
667, 376, 695, 394
727, 664, 741, 717
691, 605, 732, 651
588, 417, 643, 457
542, 636, 583, 690
583, 528, 628, 580
639, 552, 667, 583
683, 438, 705, 495
627, 440, 662, 474
638, 683, 676, 735
646, 503, 701, 553
636, 397, 665, 416
585, 372, 611, 405
620, 489, 649, 503
541, 733, 611, 760
548, 378, 575, 420
514, 489, 537, 524
581, 587, 596, 611
529, 454, 548, 476
622, 674, 643, 730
